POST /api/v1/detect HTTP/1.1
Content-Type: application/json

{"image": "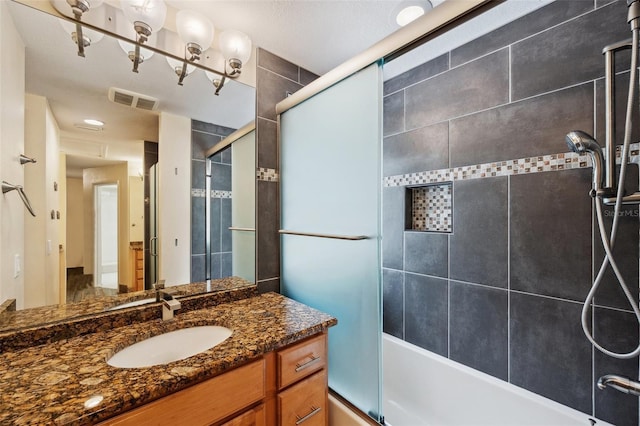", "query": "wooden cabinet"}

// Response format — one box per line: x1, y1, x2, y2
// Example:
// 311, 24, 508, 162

99, 333, 328, 426
99, 360, 265, 426
277, 333, 328, 426
128, 242, 144, 292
